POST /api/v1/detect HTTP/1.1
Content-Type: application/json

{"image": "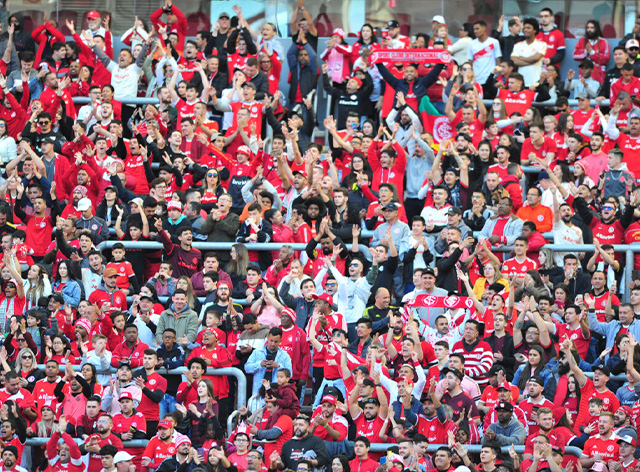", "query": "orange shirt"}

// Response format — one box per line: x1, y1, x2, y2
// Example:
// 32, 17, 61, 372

516, 203, 554, 233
